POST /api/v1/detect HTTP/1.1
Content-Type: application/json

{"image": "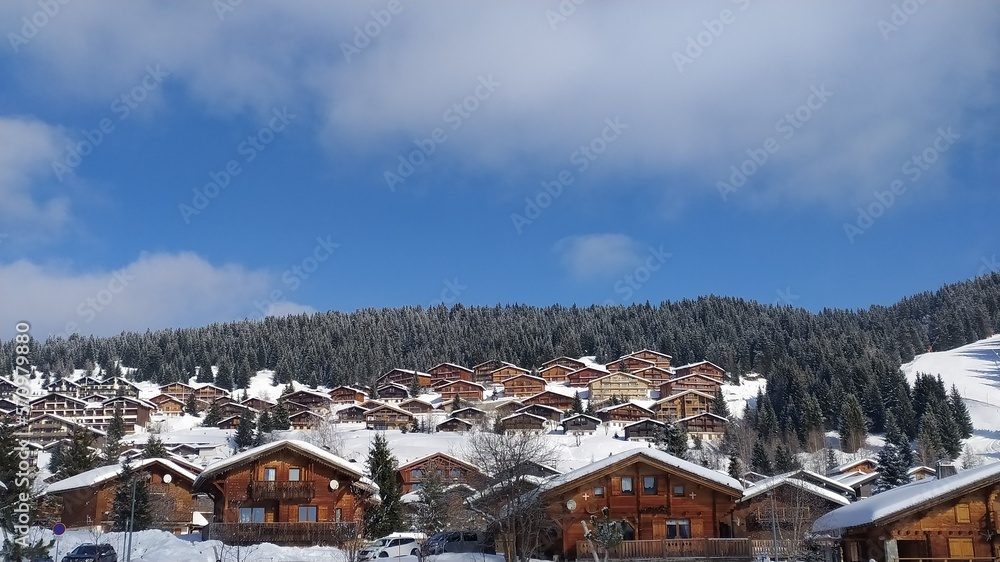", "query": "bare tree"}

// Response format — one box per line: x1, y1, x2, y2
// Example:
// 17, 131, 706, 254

464, 429, 560, 562
301, 413, 346, 457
